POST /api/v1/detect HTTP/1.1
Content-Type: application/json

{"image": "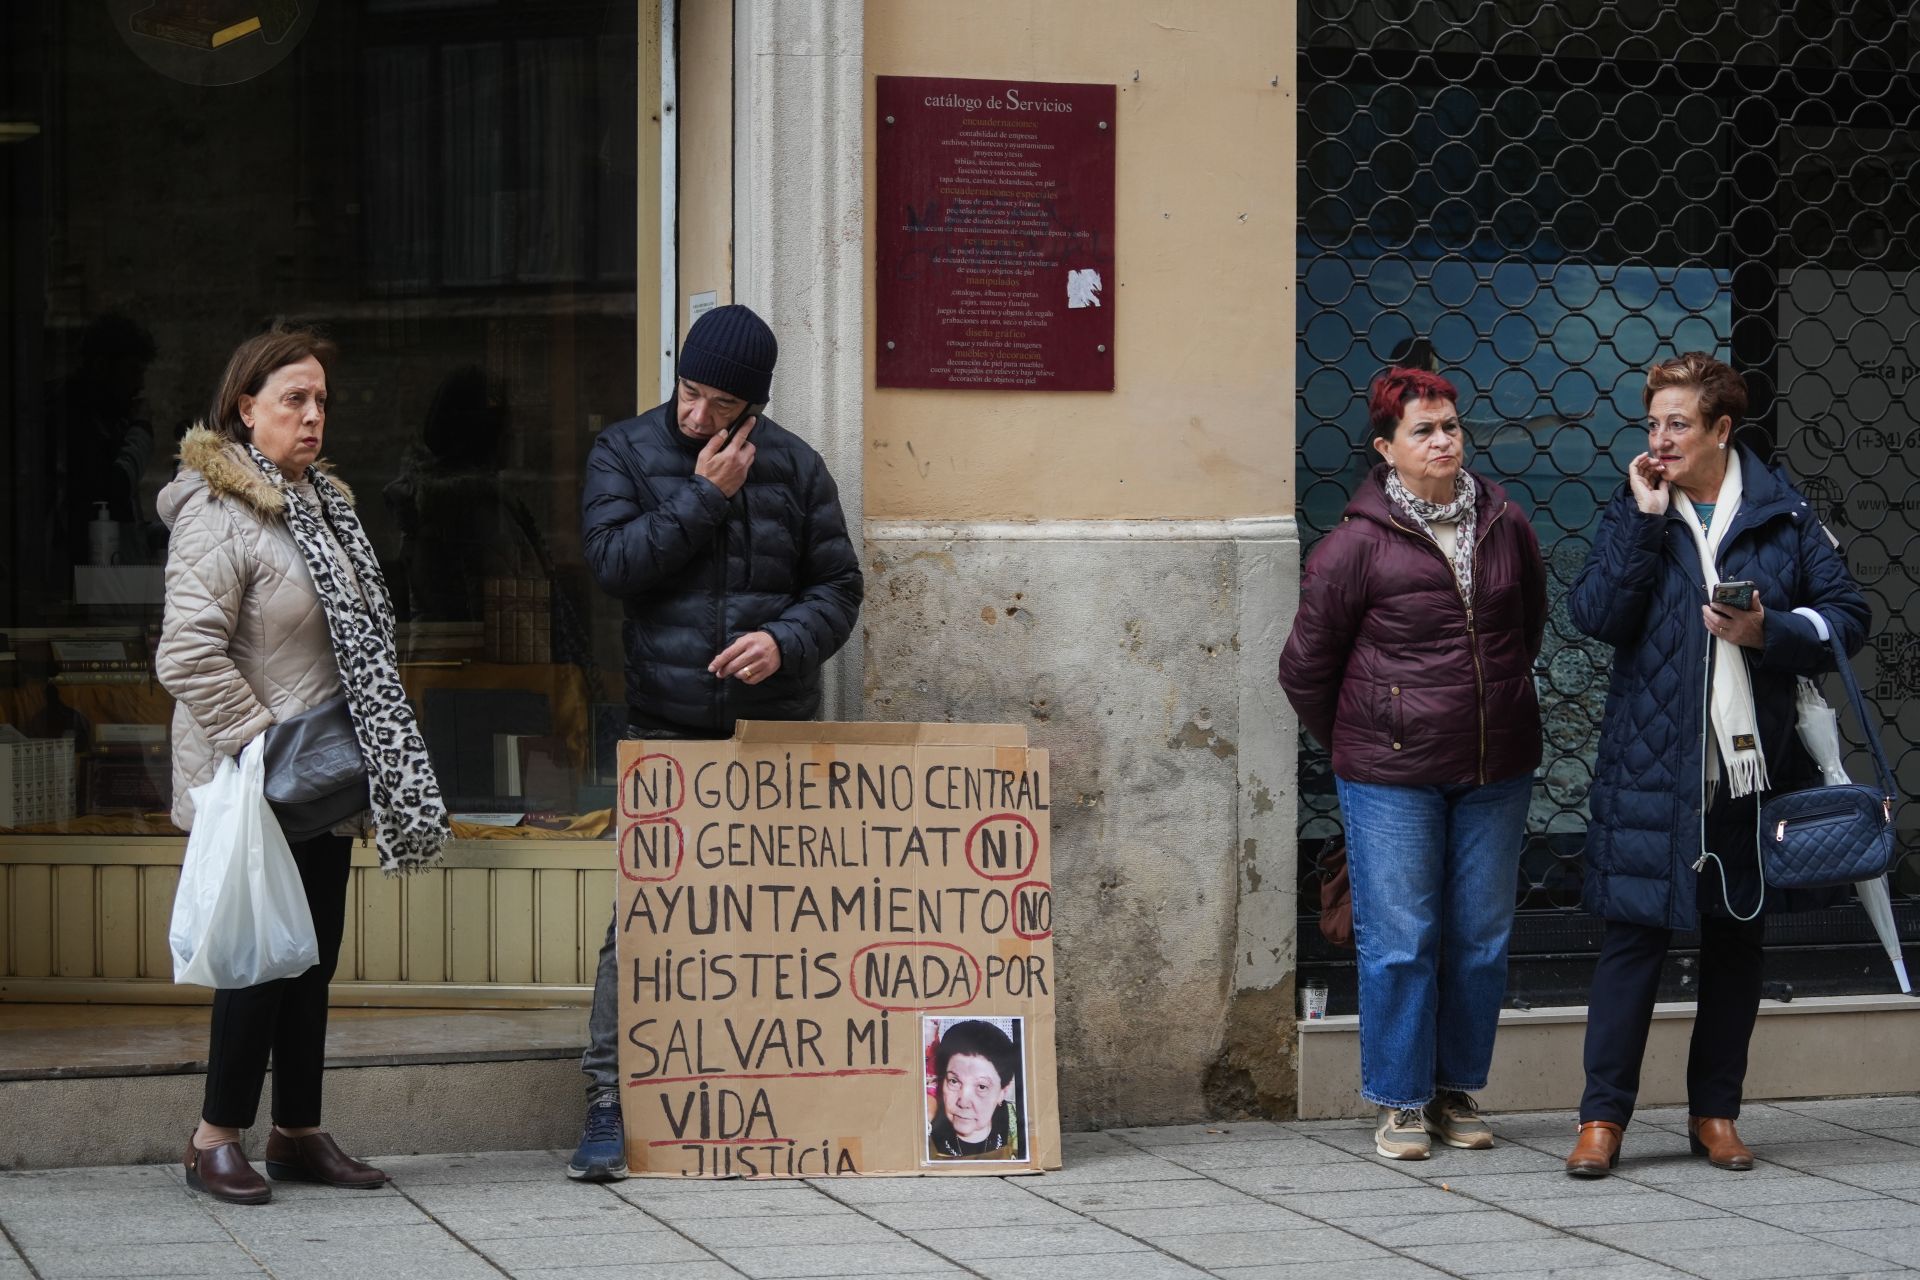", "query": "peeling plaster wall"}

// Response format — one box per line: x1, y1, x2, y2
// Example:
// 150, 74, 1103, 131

865, 520, 1297, 1127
